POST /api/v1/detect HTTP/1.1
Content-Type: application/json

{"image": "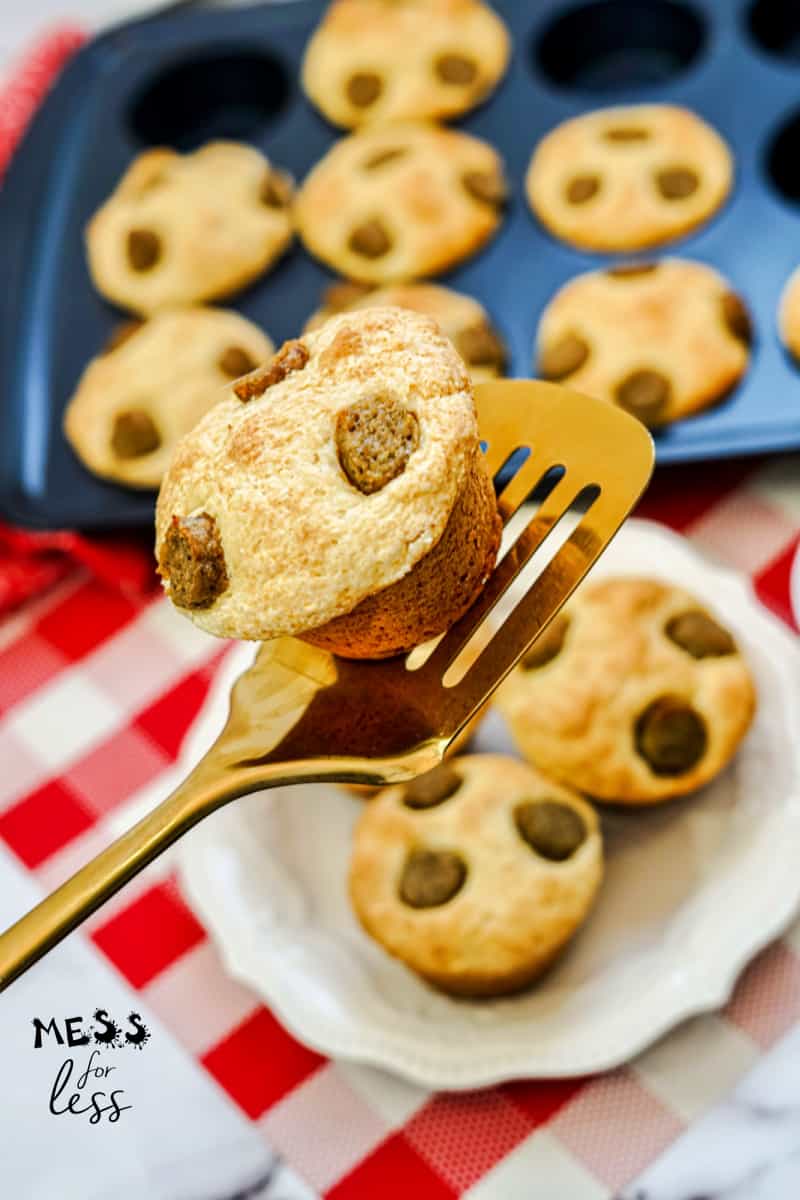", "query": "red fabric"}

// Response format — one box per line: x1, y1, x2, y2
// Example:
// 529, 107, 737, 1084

0, 26, 85, 183
201, 1007, 326, 1119
0, 523, 157, 620
328, 1135, 458, 1200
91, 881, 207, 988
0, 778, 95, 869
